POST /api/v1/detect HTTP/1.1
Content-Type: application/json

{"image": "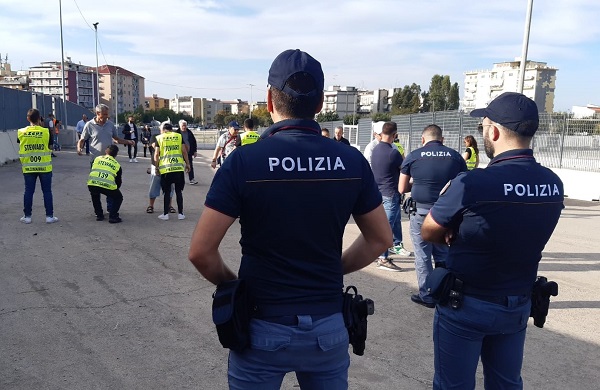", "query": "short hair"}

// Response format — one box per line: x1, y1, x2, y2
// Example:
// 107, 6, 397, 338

381, 121, 397, 136
422, 124, 443, 140
179, 119, 187, 127
244, 118, 254, 130
270, 72, 322, 119
321, 128, 329, 135
95, 104, 109, 113
27, 108, 40, 124
106, 144, 119, 157
491, 120, 532, 142
335, 126, 343, 132
161, 121, 173, 131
